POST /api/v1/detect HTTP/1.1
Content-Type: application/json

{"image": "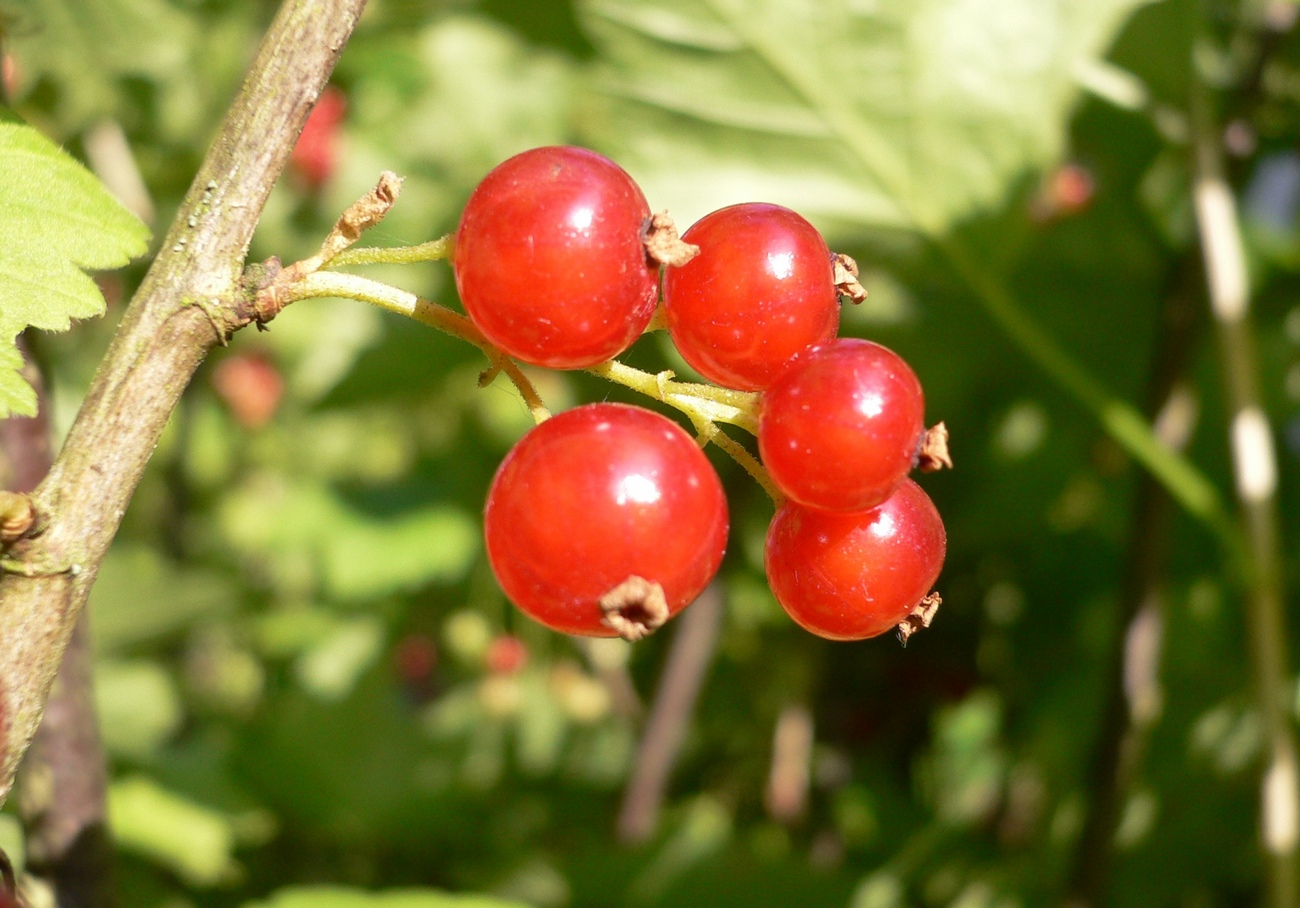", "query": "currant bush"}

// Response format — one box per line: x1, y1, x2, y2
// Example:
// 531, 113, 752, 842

454, 146, 658, 369
484, 403, 729, 640
759, 338, 926, 513
662, 203, 840, 390
765, 479, 946, 641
